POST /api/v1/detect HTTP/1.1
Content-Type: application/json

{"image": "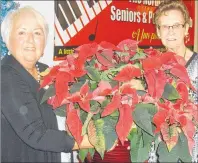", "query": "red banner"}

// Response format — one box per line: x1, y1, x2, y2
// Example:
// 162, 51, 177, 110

54, 0, 195, 60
